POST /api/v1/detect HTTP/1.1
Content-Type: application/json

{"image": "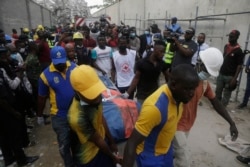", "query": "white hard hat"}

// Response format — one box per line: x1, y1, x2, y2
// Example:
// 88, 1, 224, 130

199, 47, 224, 77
